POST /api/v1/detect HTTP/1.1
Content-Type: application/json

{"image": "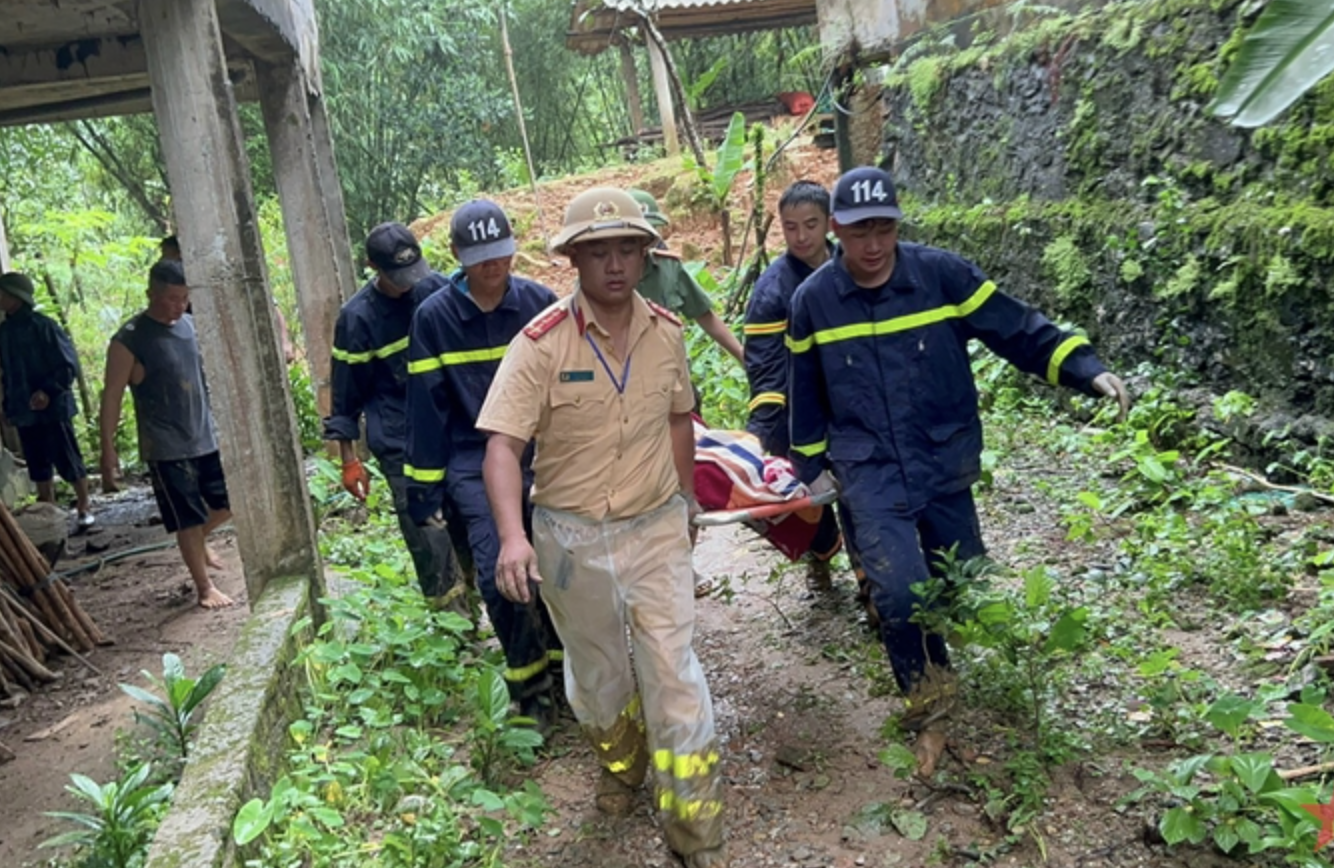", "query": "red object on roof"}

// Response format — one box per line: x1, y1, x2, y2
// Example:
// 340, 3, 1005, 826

777, 91, 816, 116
